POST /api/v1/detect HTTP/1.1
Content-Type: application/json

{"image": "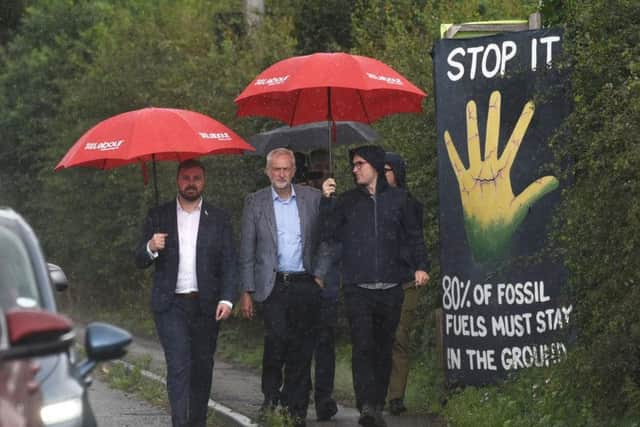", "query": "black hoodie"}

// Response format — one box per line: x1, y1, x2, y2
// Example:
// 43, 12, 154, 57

384, 151, 407, 188
385, 151, 430, 277
316, 146, 428, 286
